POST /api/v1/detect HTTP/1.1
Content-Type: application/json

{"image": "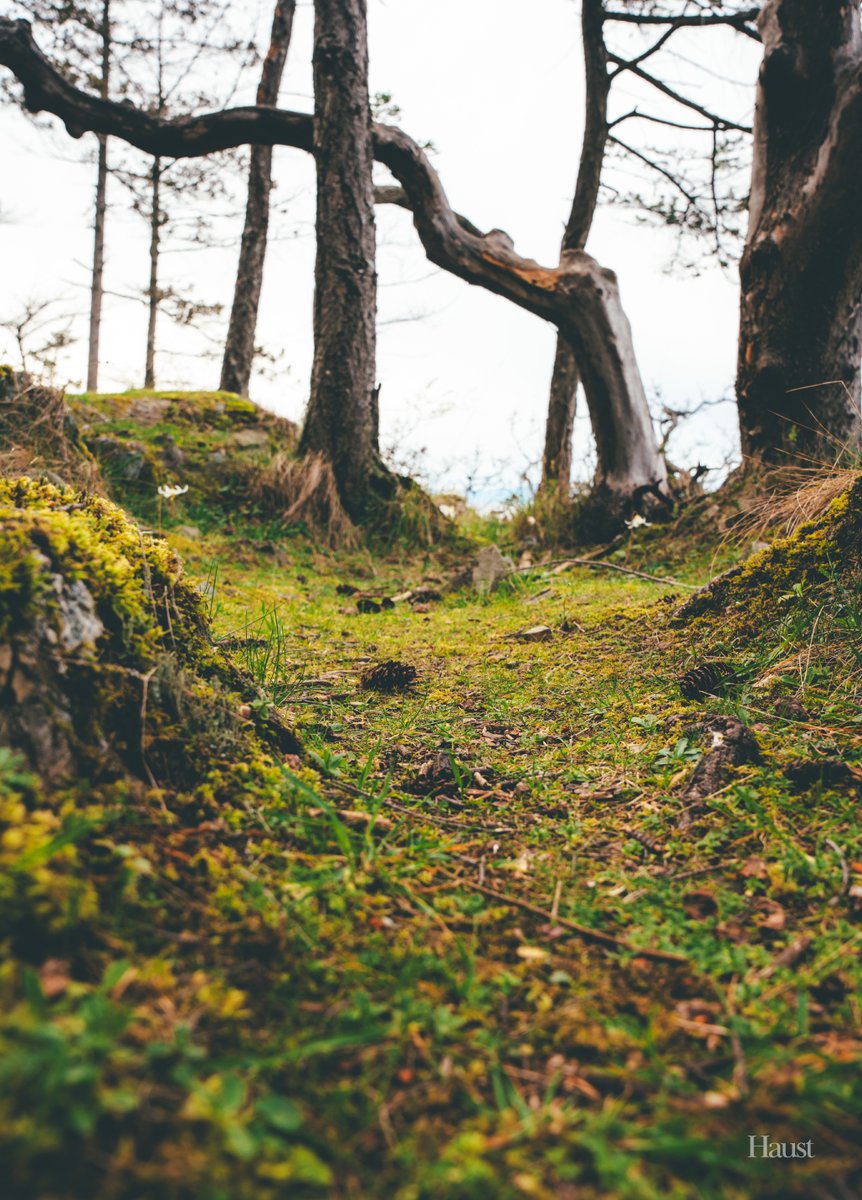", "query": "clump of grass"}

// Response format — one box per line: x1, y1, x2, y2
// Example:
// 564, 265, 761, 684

252, 451, 357, 548
0, 370, 102, 492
